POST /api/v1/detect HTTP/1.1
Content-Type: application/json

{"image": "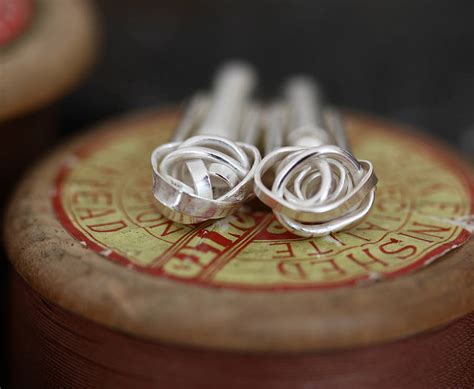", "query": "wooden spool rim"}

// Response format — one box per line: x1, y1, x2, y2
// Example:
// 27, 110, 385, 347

0, 0, 99, 122
4, 108, 474, 353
